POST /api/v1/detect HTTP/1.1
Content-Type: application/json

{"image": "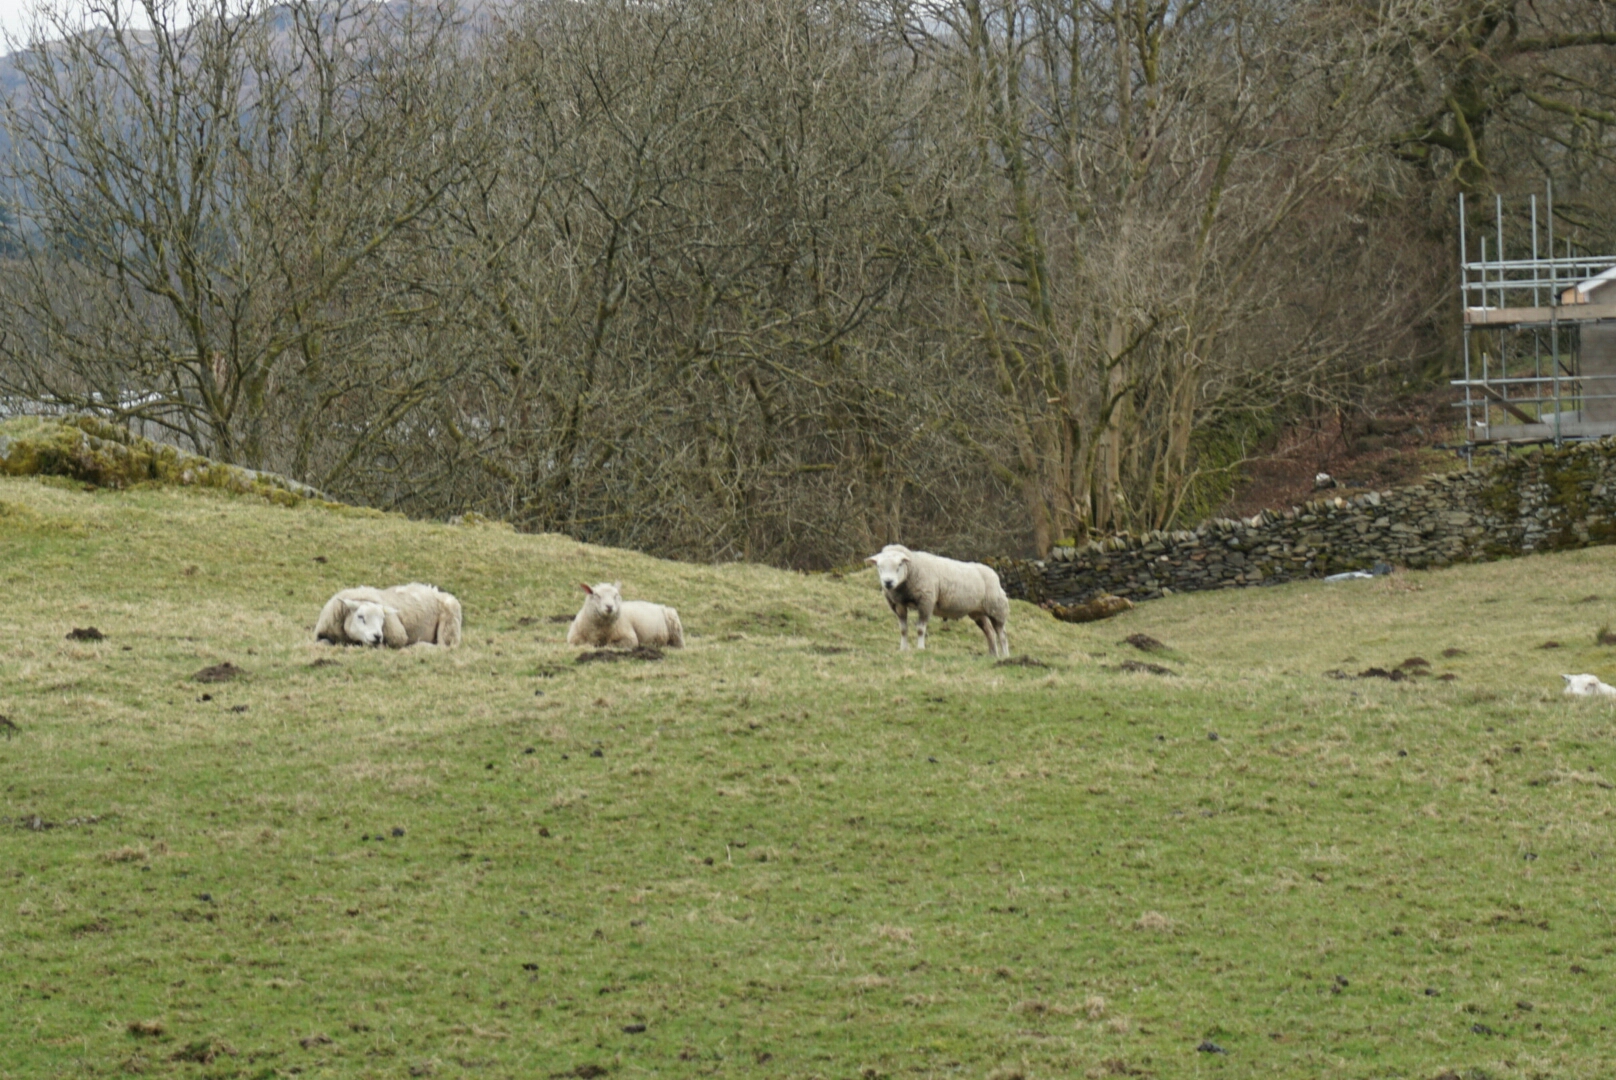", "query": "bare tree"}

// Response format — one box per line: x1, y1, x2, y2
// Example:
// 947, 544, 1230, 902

2, 0, 1610, 565
0, 0, 480, 481
882, 0, 1424, 550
